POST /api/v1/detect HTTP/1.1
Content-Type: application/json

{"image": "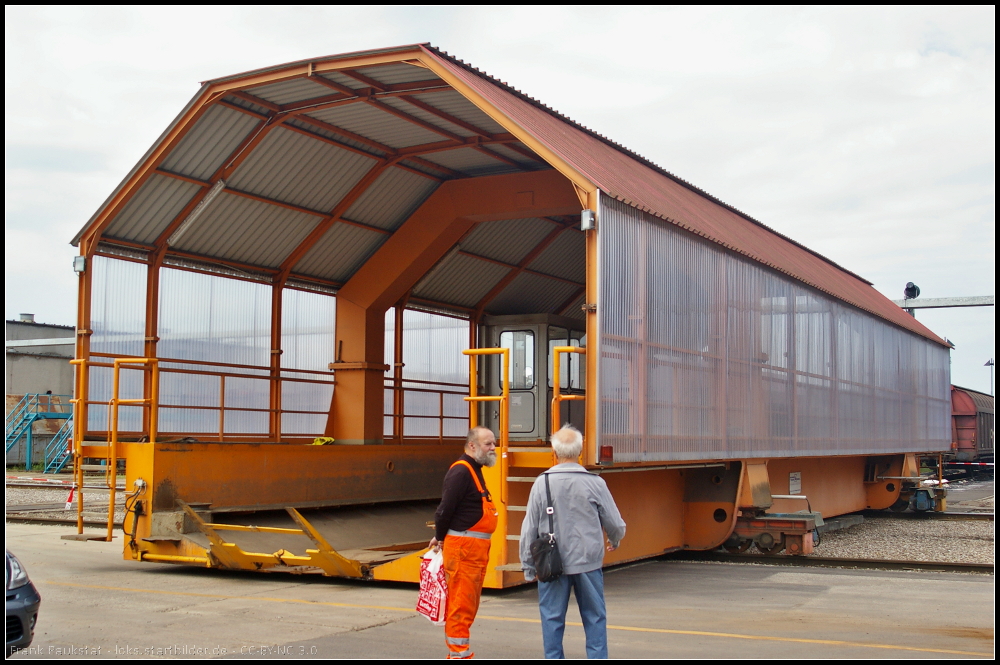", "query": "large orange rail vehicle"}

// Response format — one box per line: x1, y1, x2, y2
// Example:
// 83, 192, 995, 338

66, 45, 951, 586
